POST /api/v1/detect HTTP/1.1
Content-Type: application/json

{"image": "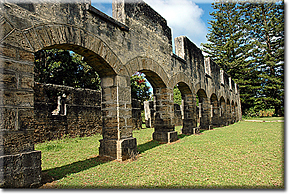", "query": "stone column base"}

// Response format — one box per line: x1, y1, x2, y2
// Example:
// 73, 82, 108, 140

0, 151, 41, 188
200, 125, 213, 130
182, 127, 200, 135
153, 131, 178, 143
99, 137, 137, 161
